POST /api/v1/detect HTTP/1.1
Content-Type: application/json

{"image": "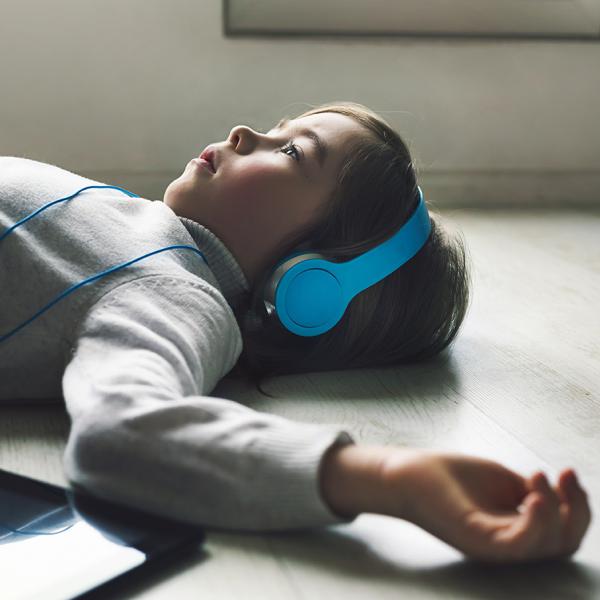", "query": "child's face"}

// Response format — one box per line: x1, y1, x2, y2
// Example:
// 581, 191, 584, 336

163, 112, 371, 287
